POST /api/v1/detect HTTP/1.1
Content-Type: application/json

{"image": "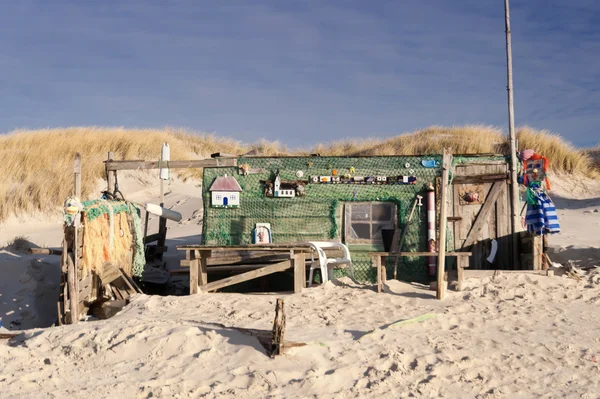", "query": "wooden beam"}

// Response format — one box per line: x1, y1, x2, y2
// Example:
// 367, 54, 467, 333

179, 253, 291, 267
461, 181, 505, 249
464, 269, 547, 278
437, 149, 453, 300
201, 260, 292, 292
176, 243, 312, 251
105, 158, 237, 171
452, 174, 508, 184
369, 251, 472, 257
